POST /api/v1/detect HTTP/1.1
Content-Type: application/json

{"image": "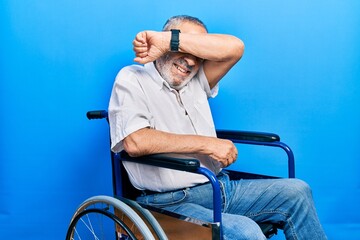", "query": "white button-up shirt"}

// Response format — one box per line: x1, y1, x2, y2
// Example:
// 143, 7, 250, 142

108, 62, 221, 191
